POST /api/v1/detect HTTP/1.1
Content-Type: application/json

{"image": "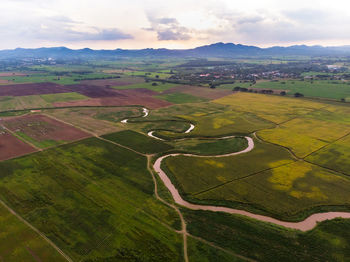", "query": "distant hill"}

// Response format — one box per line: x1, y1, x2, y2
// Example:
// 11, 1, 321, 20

1, 42, 350, 59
